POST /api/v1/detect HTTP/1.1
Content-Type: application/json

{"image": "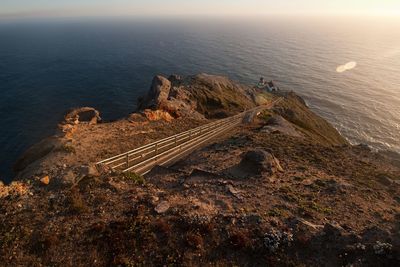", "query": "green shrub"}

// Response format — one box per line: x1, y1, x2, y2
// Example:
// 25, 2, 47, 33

260, 111, 272, 122
123, 172, 145, 185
